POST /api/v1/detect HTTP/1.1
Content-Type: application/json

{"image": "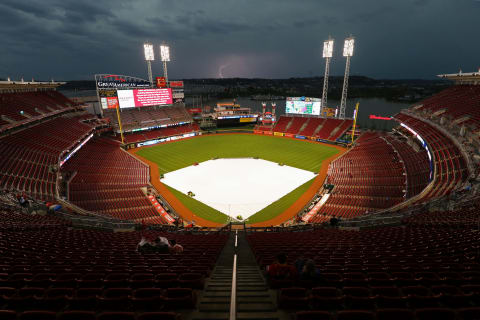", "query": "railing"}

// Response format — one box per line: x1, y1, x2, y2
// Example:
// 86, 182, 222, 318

230, 230, 238, 320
